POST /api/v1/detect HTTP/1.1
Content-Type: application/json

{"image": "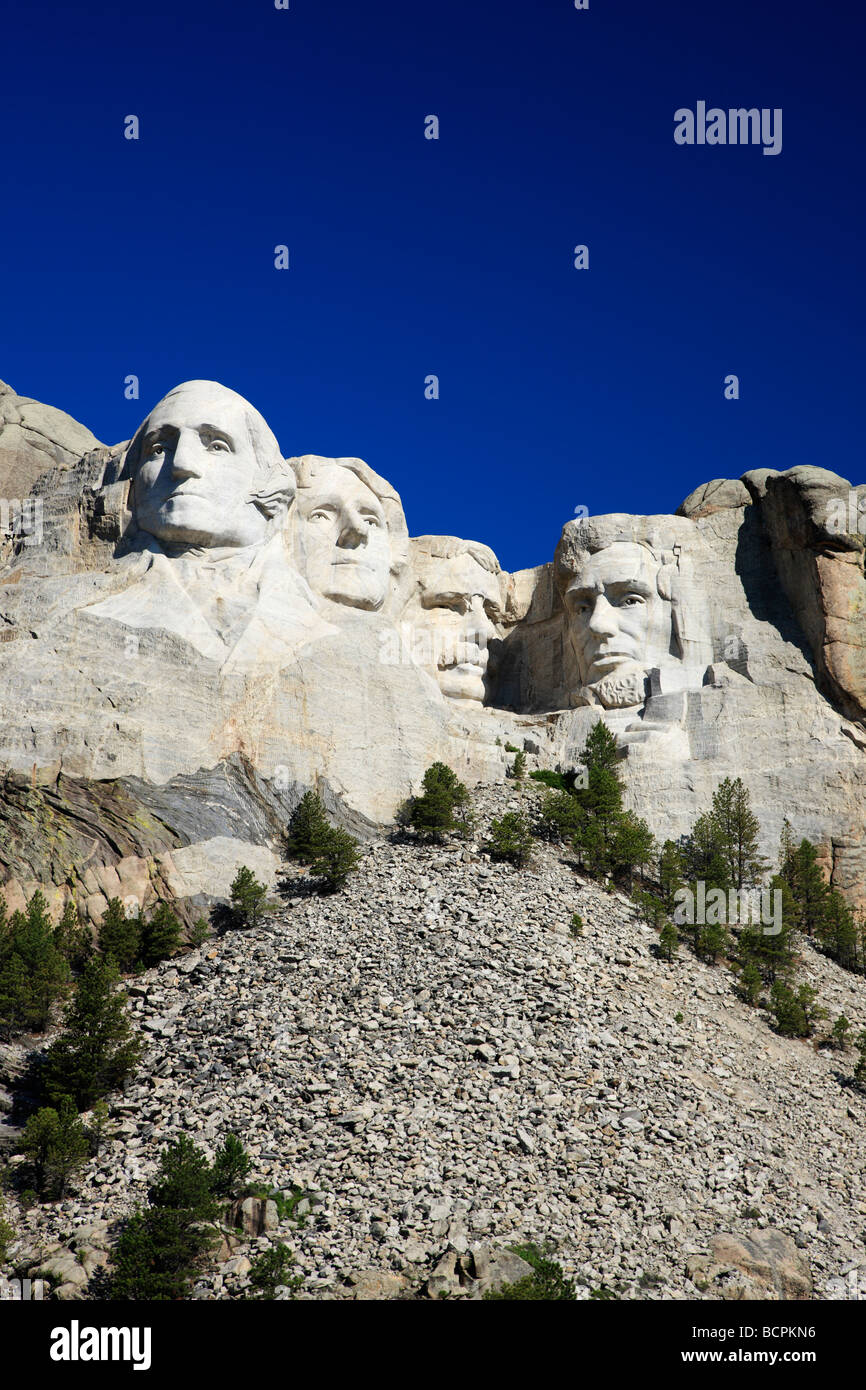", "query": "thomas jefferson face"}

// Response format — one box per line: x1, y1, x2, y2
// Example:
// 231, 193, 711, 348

411, 552, 502, 703
133, 384, 271, 549
564, 542, 671, 696
294, 463, 391, 610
